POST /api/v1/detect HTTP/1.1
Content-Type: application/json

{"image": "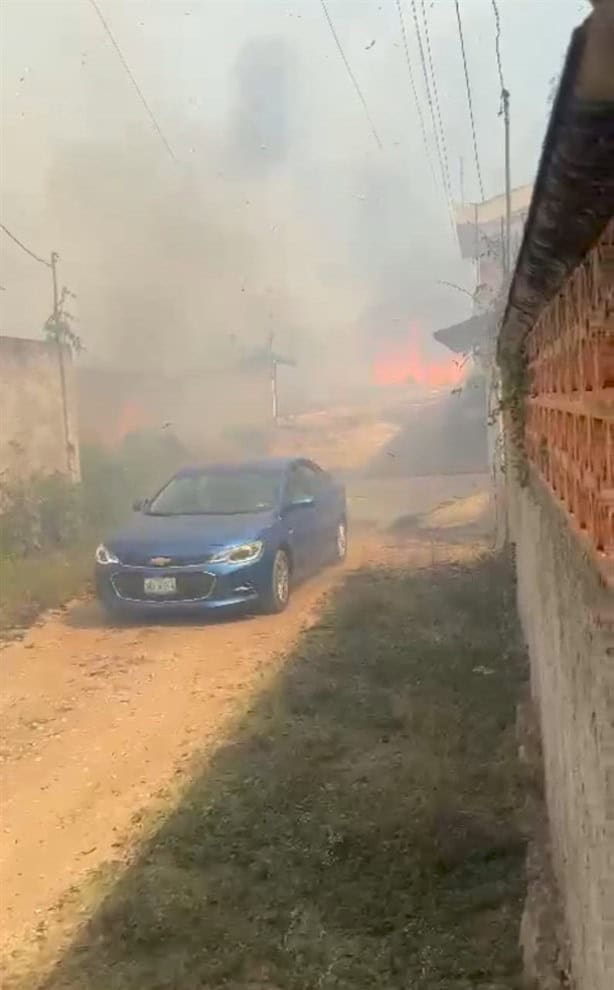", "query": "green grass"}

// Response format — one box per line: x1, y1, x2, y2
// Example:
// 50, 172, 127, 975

0, 432, 189, 632
38, 553, 527, 989
0, 542, 95, 631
